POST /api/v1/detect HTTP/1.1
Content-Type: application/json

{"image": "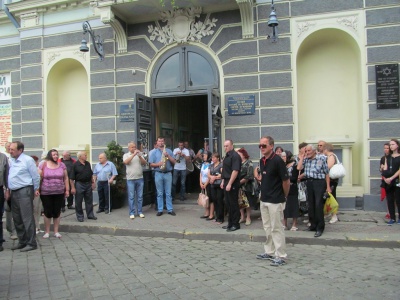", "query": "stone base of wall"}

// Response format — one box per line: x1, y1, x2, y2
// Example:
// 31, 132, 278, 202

363, 194, 387, 212
336, 197, 356, 211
